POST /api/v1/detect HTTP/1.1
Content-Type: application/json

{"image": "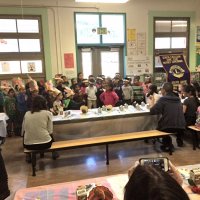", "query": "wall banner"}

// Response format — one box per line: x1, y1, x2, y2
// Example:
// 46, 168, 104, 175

159, 53, 190, 86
